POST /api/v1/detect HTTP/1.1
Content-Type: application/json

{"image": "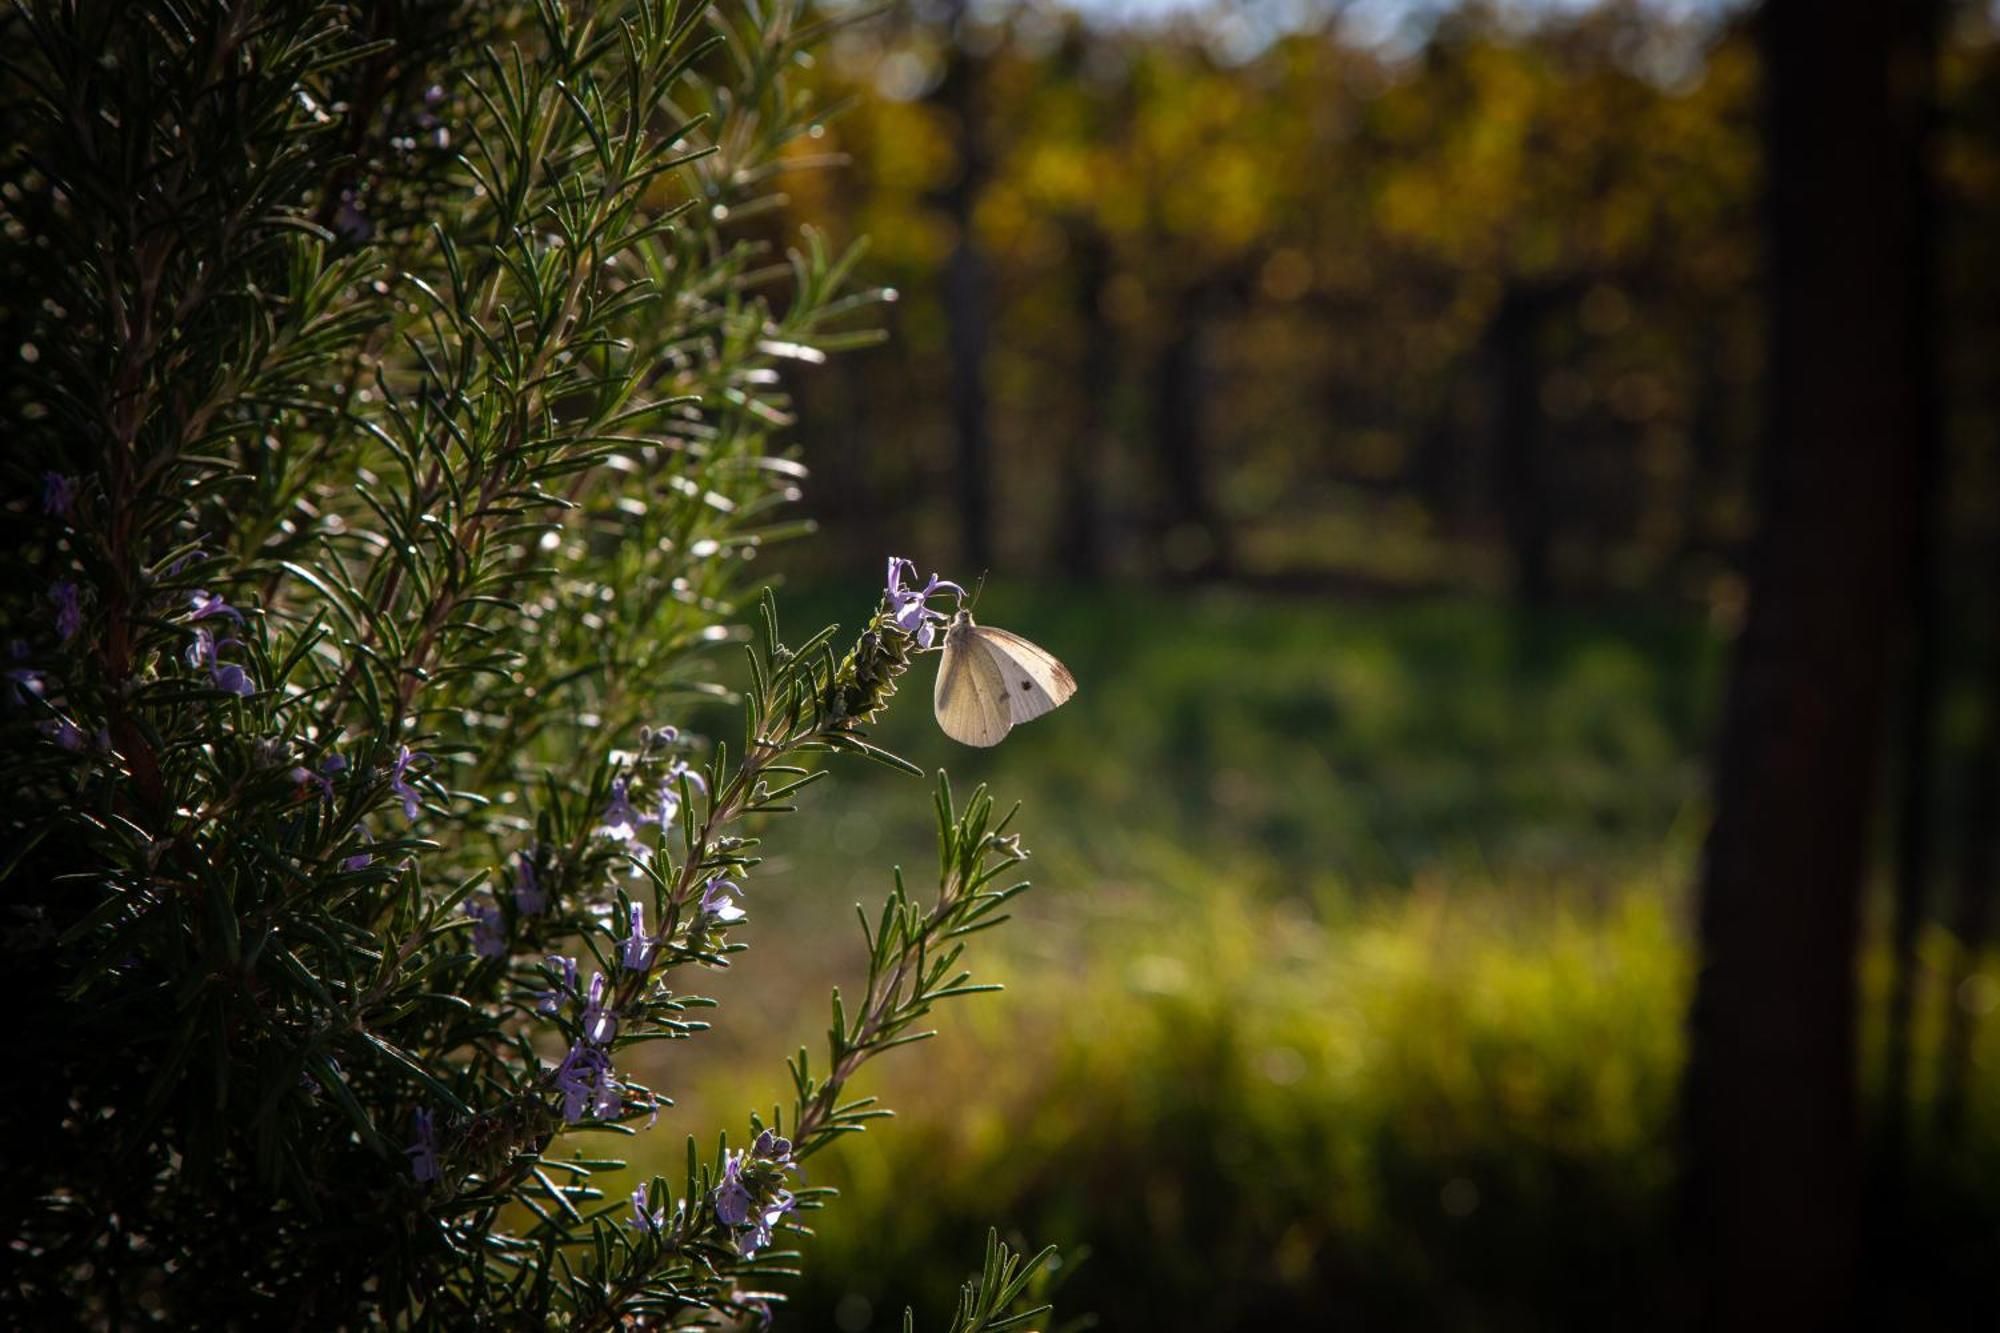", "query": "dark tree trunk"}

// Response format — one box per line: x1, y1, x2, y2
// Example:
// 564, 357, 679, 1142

1936, 612, 2000, 1143
937, 1, 992, 570
1676, 335, 1726, 588
1879, 0, 1943, 1189
1151, 284, 1232, 579
1489, 282, 1561, 606
1058, 226, 1114, 578
1680, 2, 1926, 1328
